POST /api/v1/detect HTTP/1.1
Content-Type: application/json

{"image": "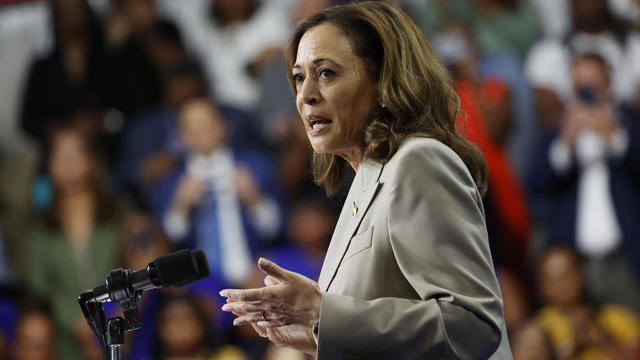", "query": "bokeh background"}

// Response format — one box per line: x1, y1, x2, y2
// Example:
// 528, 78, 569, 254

0, 0, 639, 359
